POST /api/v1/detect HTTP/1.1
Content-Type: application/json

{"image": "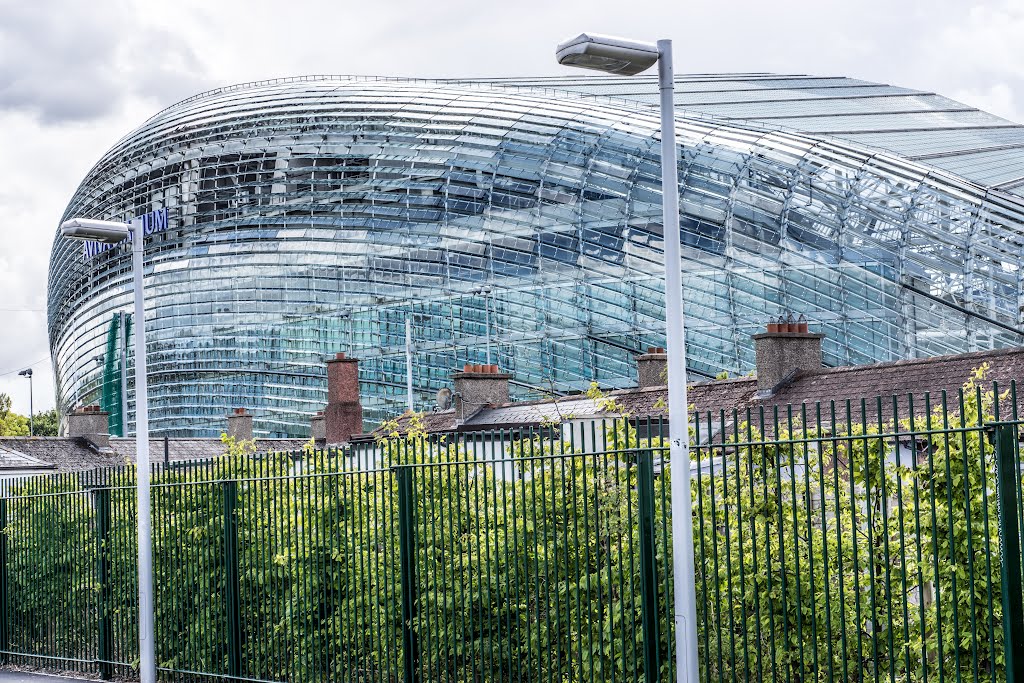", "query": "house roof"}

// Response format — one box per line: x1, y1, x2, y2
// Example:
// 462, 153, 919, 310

376, 345, 1024, 436
0, 438, 310, 473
